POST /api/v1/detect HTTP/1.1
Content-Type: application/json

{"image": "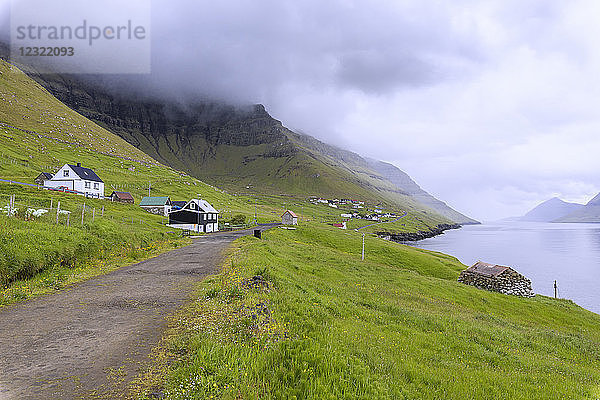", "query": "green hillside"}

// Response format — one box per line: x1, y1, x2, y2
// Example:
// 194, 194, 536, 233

0, 59, 263, 301
22, 70, 475, 225
136, 222, 600, 399
555, 193, 600, 223
0, 59, 455, 298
